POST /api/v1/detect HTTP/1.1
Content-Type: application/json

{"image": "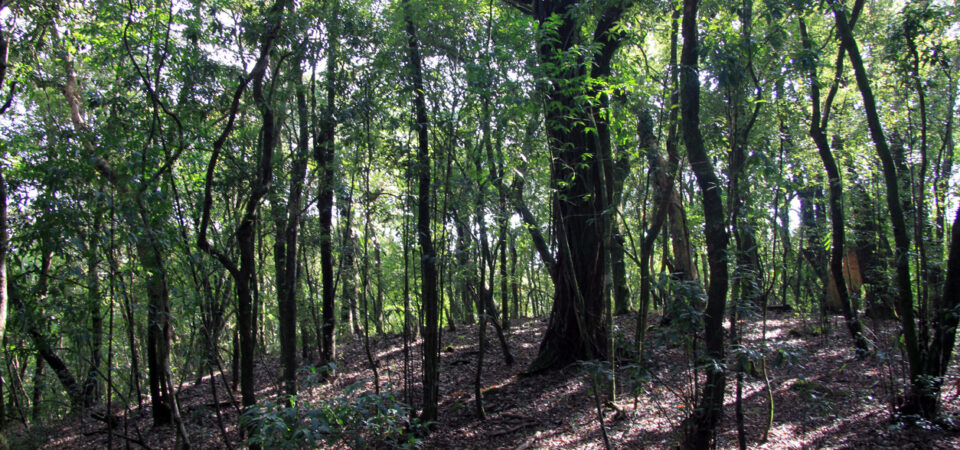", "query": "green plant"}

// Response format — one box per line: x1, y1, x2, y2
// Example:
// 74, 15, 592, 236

240, 379, 427, 449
